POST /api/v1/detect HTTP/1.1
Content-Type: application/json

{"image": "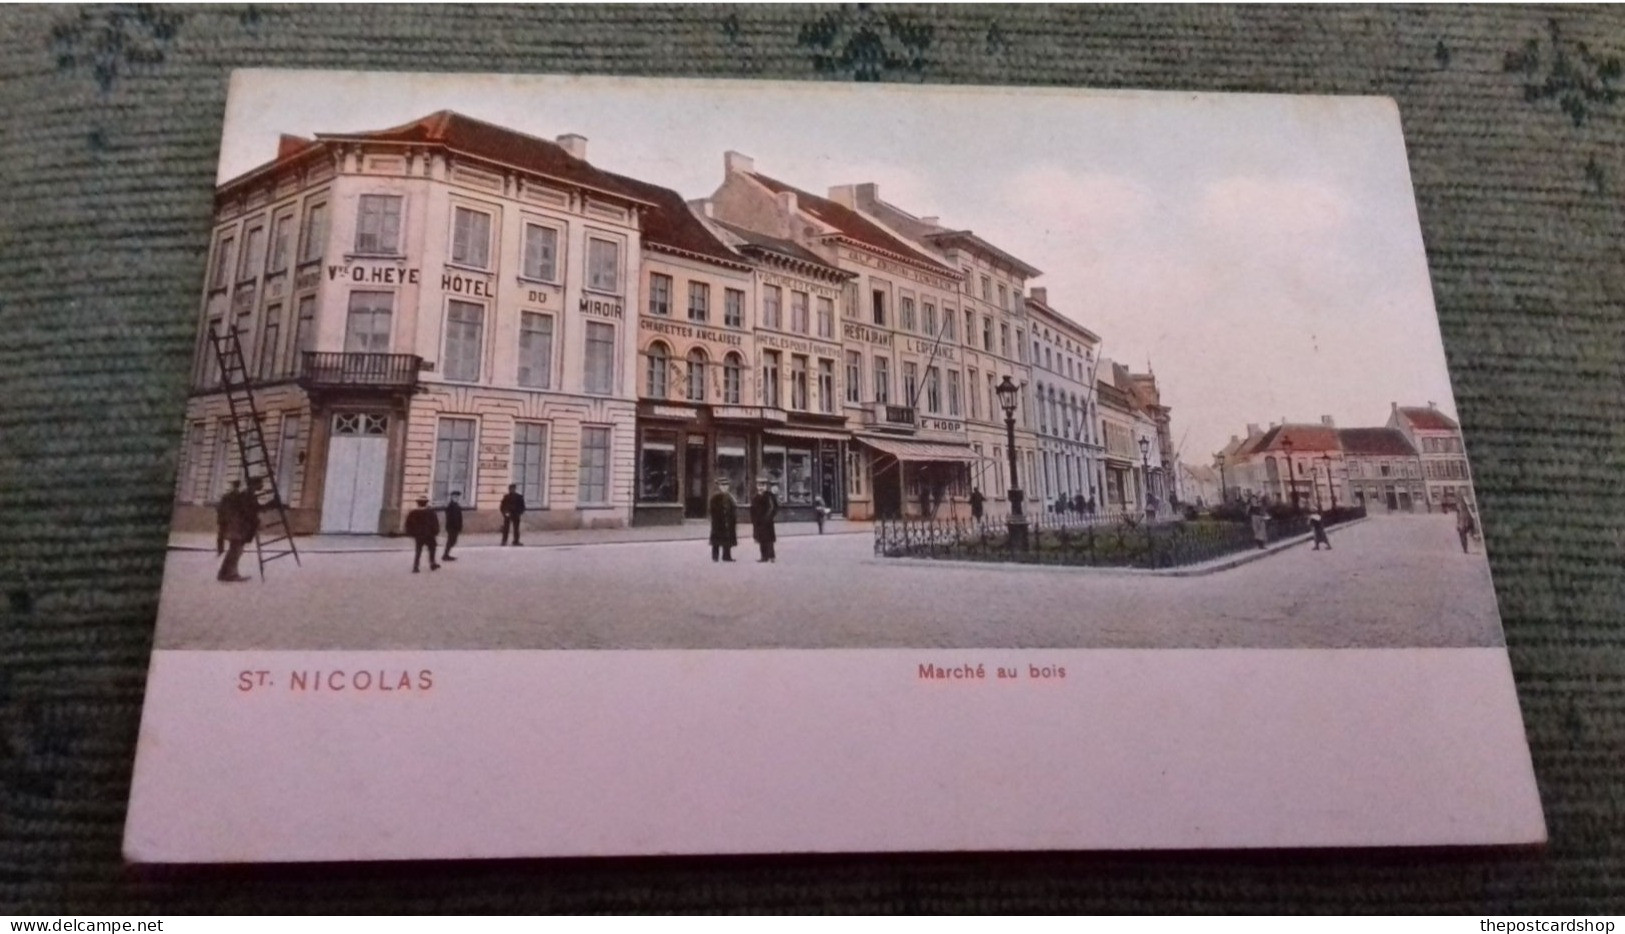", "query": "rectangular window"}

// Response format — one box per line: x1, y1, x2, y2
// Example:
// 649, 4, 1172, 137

871, 289, 886, 326
257, 304, 283, 379
267, 212, 294, 273
725, 288, 745, 328
987, 374, 997, 422
355, 195, 403, 254
522, 222, 559, 281
790, 354, 809, 411
686, 352, 706, 402
900, 296, 916, 332
292, 296, 316, 372
299, 202, 327, 264
210, 235, 235, 289
451, 206, 492, 269
344, 291, 393, 353
275, 414, 301, 506
239, 226, 266, 281
818, 359, 835, 414
639, 429, 679, 503
791, 290, 809, 334
964, 310, 975, 346
997, 283, 1007, 310
514, 422, 549, 506
925, 366, 941, 413
518, 312, 554, 388
688, 281, 710, 323
586, 236, 620, 293
923, 302, 937, 337
981, 275, 991, 300
762, 350, 782, 408
874, 357, 890, 405
967, 367, 980, 419
845, 351, 862, 404
763, 285, 782, 330
903, 362, 918, 408
579, 426, 611, 505
183, 421, 206, 503
1000, 324, 1010, 358
443, 300, 484, 382
648, 273, 672, 316
948, 369, 961, 416
944, 306, 957, 341
723, 354, 742, 404
983, 317, 994, 352
432, 417, 477, 506
816, 295, 834, 338
583, 321, 615, 395
1016, 329, 1026, 362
